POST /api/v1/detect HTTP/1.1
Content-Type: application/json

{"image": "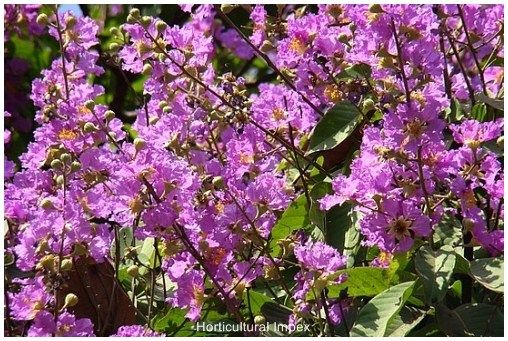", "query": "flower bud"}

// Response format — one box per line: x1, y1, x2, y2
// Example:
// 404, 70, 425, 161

162, 106, 171, 113
36, 239, 50, 254
104, 110, 115, 122
369, 4, 384, 13
55, 174, 65, 186
338, 33, 349, 45
158, 101, 168, 110
60, 258, 73, 271
109, 27, 120, 36
127, 265, 139, 277
362, 98, 376, 112
109, 42, 121, 52
40, 198, 54, 210
497, 136, 504, 150
254, 315, 266, 325
84, 100, 95, 110
134, 138, 146, 152
36, 13, 49, 25
155, 20, 167, 32
149, 116, 159, 125
64, 293, 79, 308
142, 63, 153, 76
60, 153, 71, 164
140, 16, 152, 27
126, 14, 137, 24
220, 4, 237, 14
50, 159, 64, 170
83, 122, 98, 133
212, 176, 224, 189
129, 8, 141, 19
70, 161, 81, 172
